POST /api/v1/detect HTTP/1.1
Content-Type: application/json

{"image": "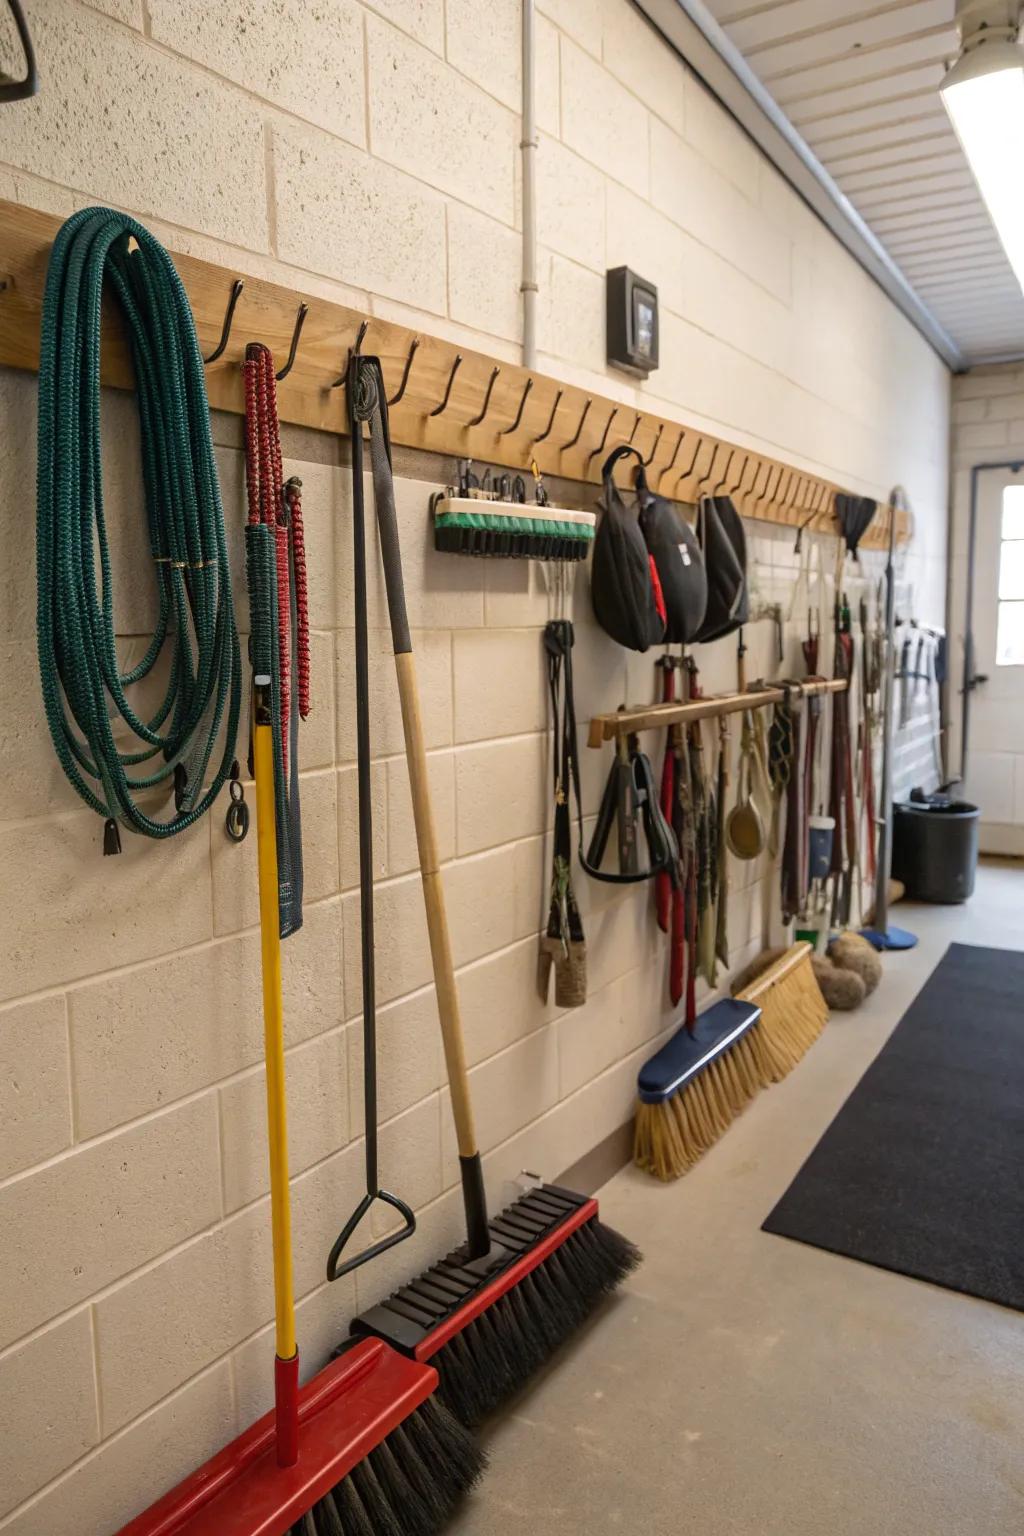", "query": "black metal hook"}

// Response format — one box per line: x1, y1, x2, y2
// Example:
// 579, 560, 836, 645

727, 453, 751, 499
387, 337, 419, 406
676, 435, 705, 491
203, 278, 244, 364
532, 388, 563, 447
467, 366, 501, 428
585, 406, 618, 468
560, 398, 592, 452
642, 422, 664, 467
499, 376, 533, 435
657, 429, 684, 488
275, 302, 309, 381
628, 413, 642, 446
429, 353, 463, 417
330, 318, 370, 388
711, 447, 736, 498
695, 443, 722, 498
757, 464, 784, 510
